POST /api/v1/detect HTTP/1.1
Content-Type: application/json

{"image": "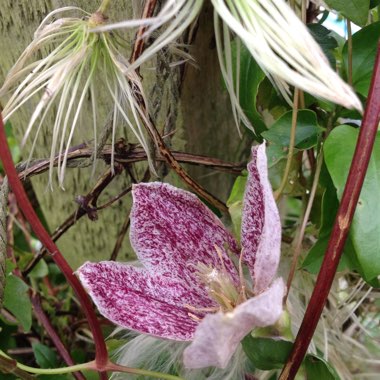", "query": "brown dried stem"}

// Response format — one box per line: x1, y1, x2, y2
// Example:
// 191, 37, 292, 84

18, 145, 243, 180
0, 355, 35, 380
129, 0, 228, 212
